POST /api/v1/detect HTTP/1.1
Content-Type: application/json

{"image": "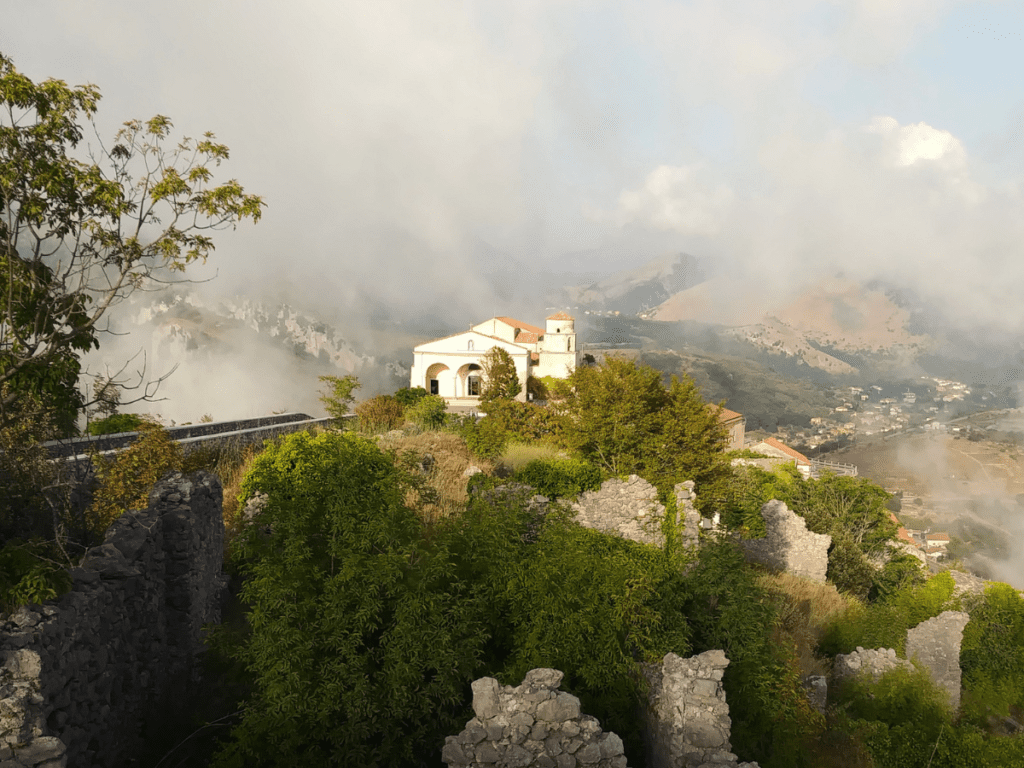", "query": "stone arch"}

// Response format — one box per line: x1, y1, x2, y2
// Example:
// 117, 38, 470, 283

425, 362, 451, 397
457, 362, 483, 398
